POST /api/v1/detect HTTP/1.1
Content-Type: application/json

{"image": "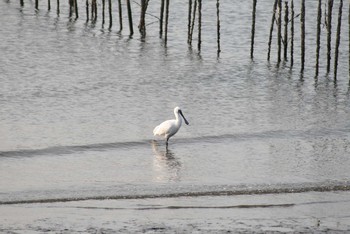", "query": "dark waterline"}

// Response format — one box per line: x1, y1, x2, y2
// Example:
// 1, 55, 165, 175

2, 181, 350, 205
